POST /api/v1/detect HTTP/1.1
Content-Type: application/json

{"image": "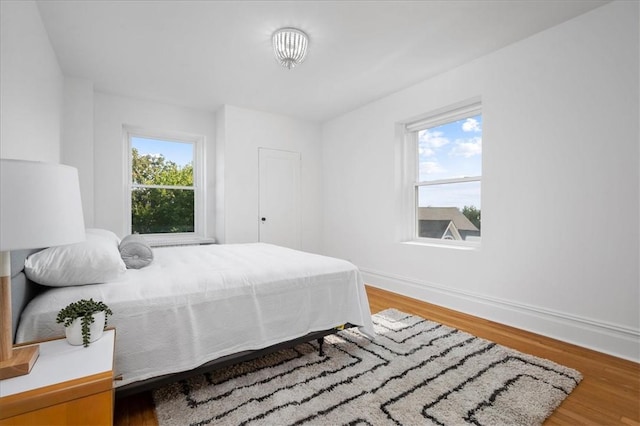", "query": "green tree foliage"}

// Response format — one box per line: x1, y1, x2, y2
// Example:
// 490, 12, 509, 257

462, 205, 481, 230
131, 148, 194, 234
